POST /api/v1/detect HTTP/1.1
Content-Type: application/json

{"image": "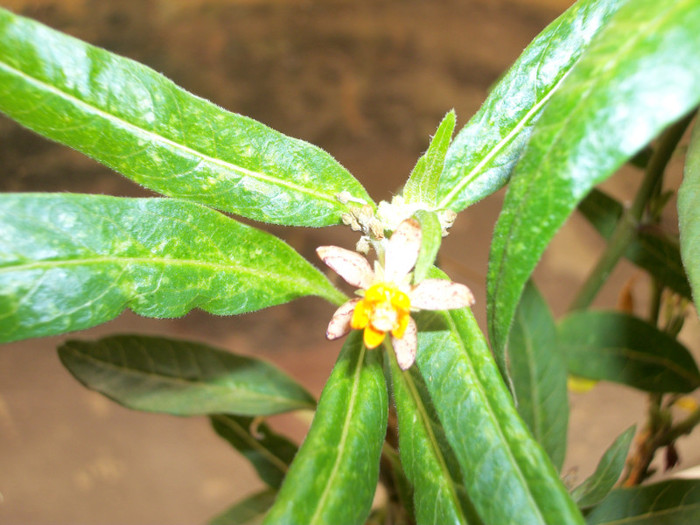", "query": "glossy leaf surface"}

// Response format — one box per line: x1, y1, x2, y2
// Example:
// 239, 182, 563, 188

210, 489, 276, 525
0, 193, 345, 342
263, 332, 387, 525
436, 0, 623, 211
571, 425, 635, 509
679, 122, 700, 307
388, 345, 471, 524
488, 0, 700, 361
404, 110, 455, 207
0, 8, 371, 226
508, 281, 568, 471
586, 479, 700, 525
415, 269, 583, 525
211, 415, 298, 489
558, 311, 700, 393
59, 335, 315, 416
579, 189, 691, 299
